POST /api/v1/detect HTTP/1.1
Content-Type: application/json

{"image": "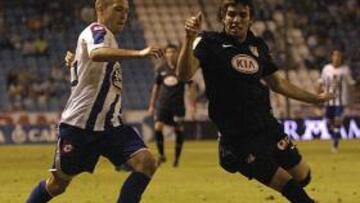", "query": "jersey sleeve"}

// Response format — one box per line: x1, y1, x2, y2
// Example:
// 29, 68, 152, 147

259, 39, 279, 77
154, 71, 163, 85
192, 32, 211, 62
84, 24, 112, 56
344, 66, 356, 85
318, 66, 327, 84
